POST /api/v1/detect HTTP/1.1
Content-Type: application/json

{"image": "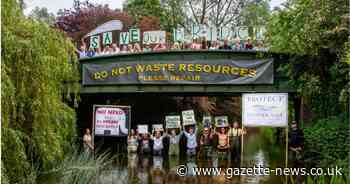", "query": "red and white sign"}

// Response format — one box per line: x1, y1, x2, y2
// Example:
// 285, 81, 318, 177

94, 107, 129, 136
